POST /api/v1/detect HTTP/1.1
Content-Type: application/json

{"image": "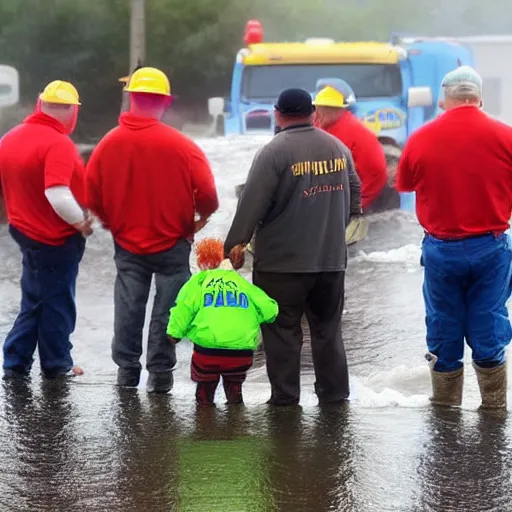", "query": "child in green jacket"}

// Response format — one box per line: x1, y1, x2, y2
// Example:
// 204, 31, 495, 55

167, 238, 278, 406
